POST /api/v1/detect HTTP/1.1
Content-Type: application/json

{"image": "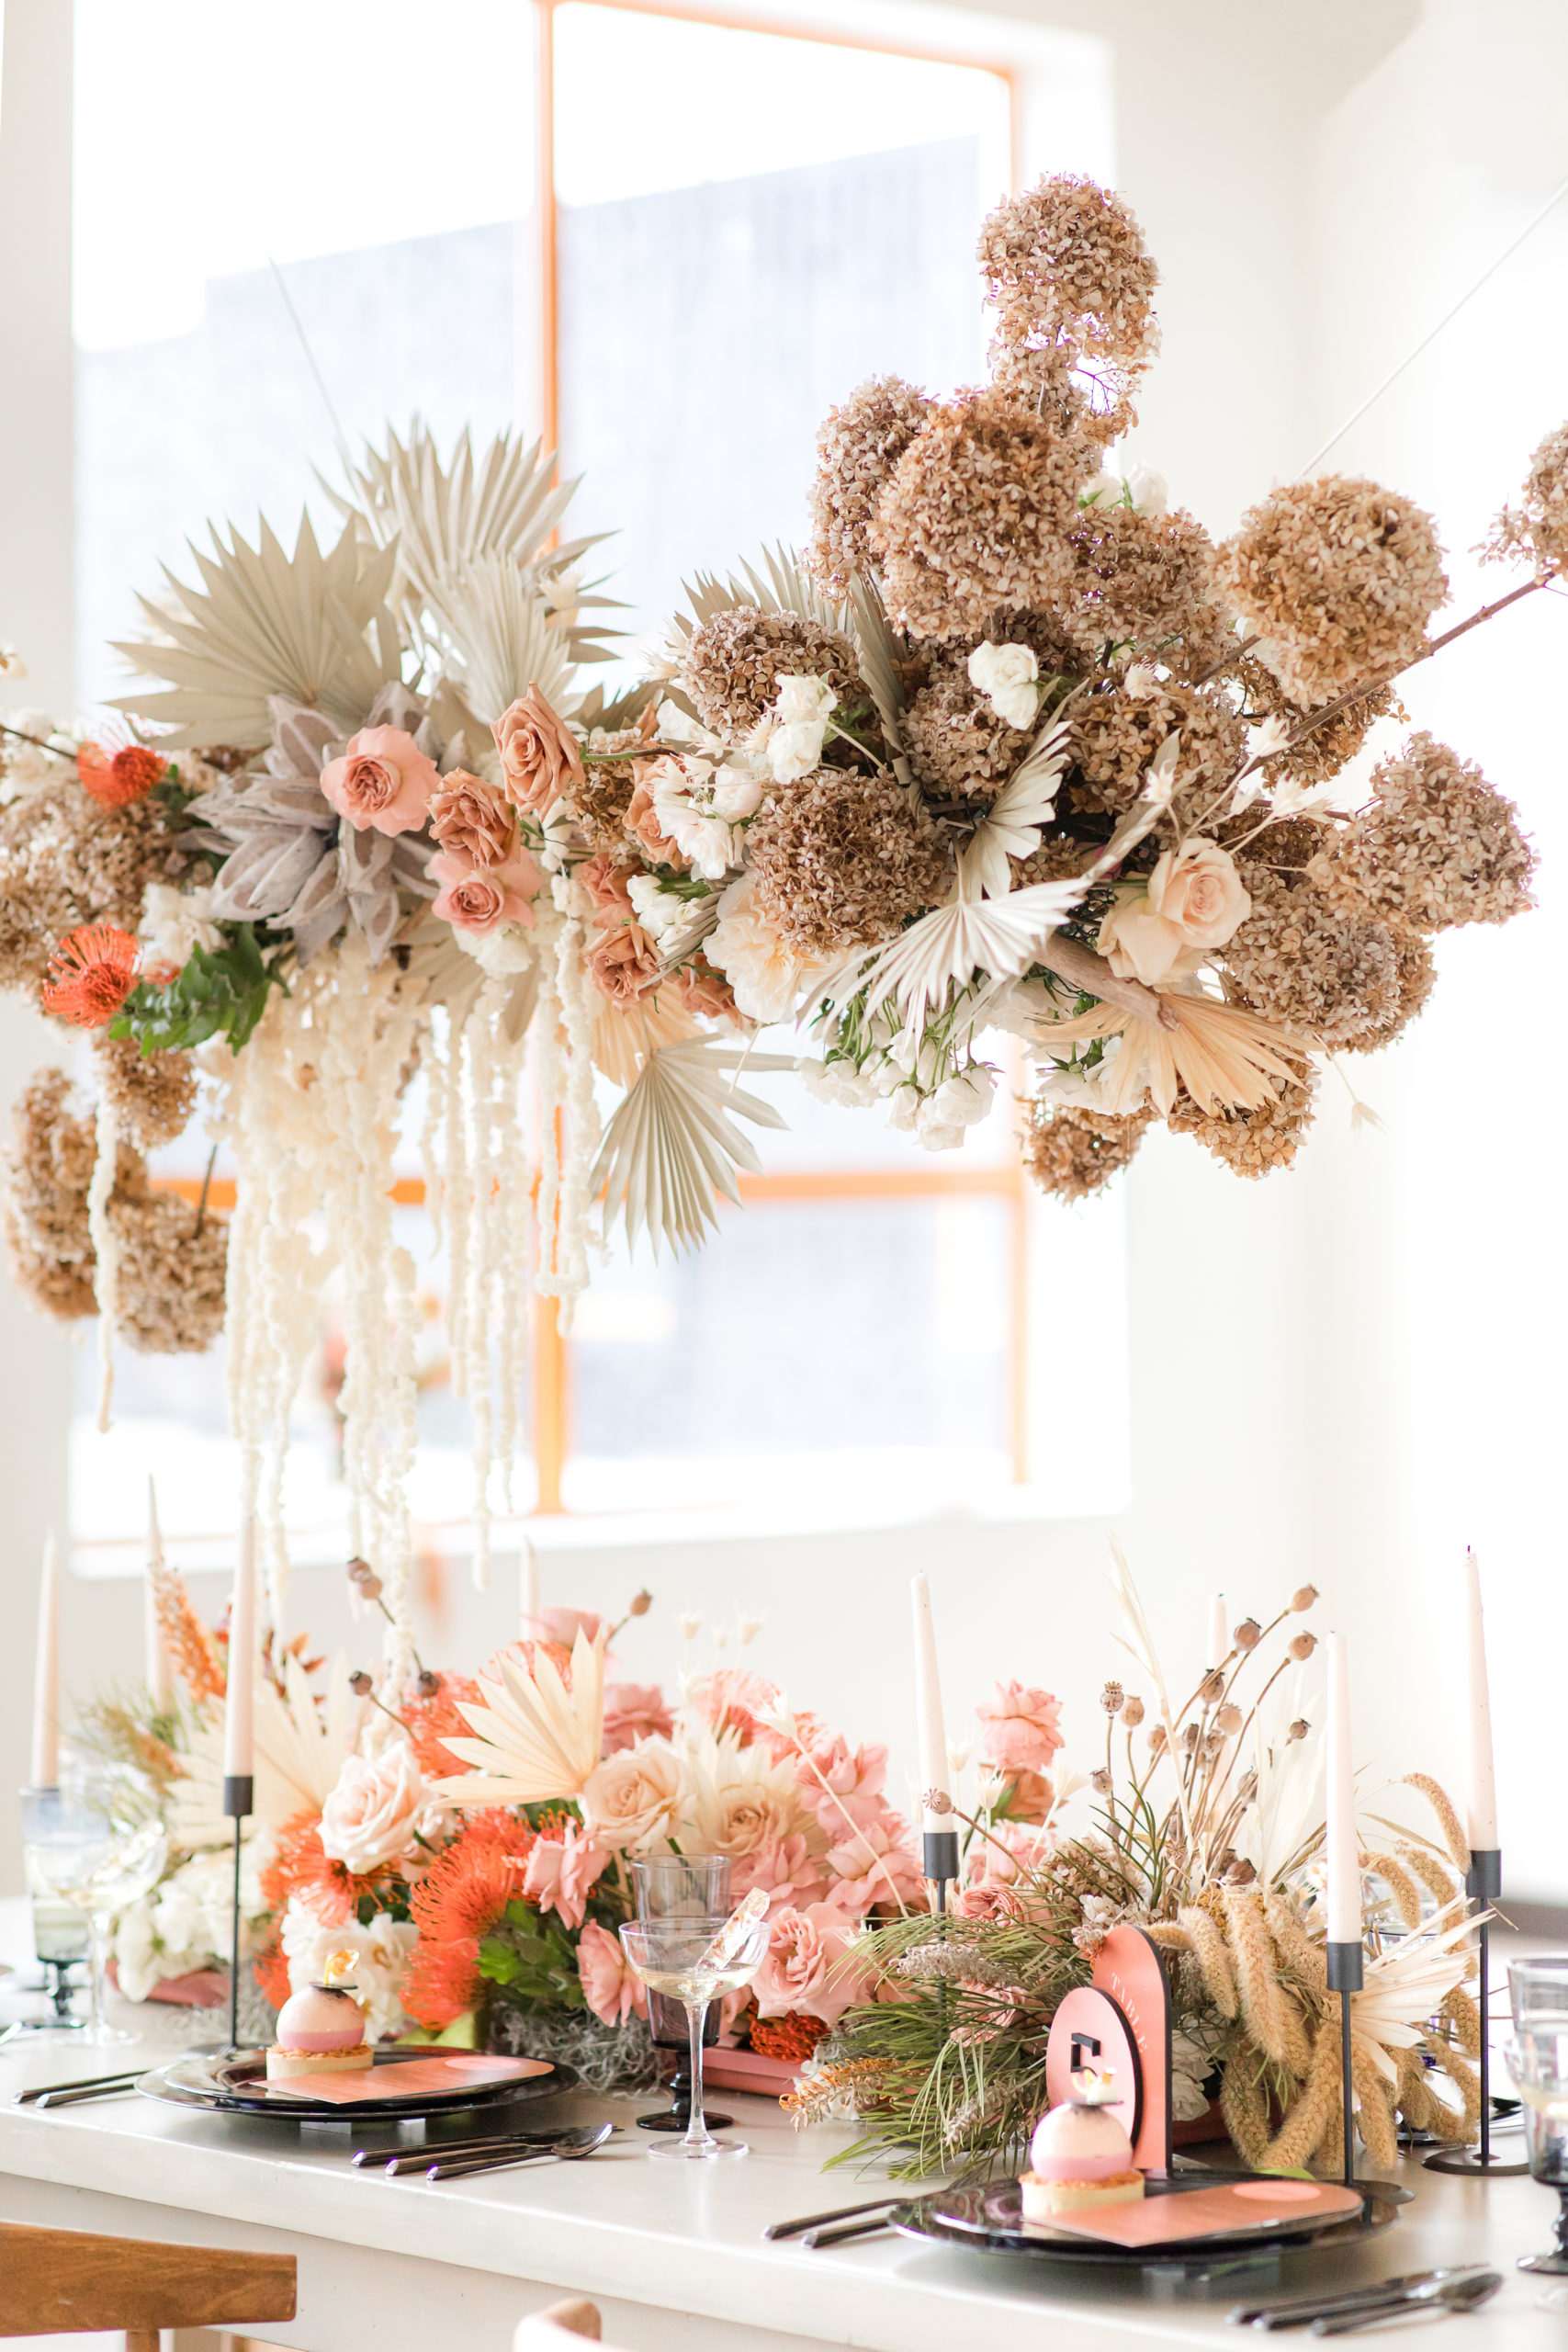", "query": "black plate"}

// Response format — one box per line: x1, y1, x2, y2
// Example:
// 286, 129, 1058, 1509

891, 2176, 1401, 2270
139, 2046, 575, 2122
